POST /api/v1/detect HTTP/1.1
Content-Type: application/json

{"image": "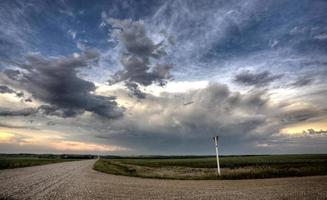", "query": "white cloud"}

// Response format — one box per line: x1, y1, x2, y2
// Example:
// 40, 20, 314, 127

68, 29, 77, 39
314, 33, 327, 40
